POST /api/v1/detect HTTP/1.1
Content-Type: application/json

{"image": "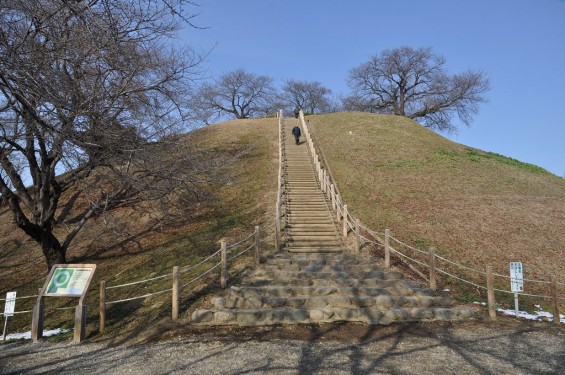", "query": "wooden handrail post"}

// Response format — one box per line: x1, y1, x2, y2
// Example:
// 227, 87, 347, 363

486, 265, 496, 320
322, 170, 327, 192
355, 218, 361, 253
336, 194, 341, 222
275, 205, 280, 251
384, 229, 391, 269
254, 226, 260, 265
220, 241, 227, 288
330, 184, 336, 211
172, 266, 179, 320
99, 280, 106, 333
550, 276, 560, 325
429, 247, 437, 291
343, 205, 348, 237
